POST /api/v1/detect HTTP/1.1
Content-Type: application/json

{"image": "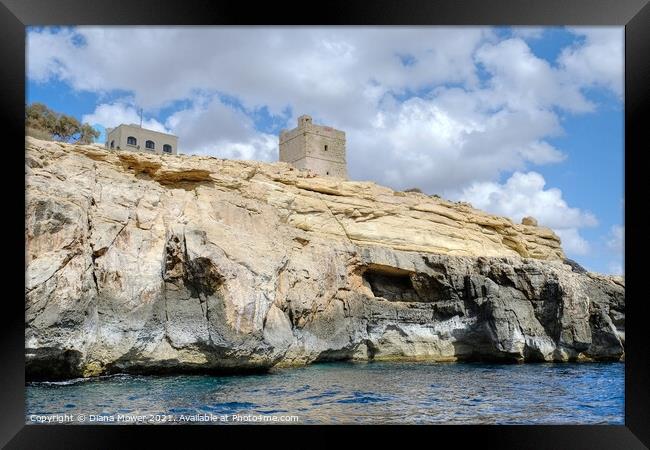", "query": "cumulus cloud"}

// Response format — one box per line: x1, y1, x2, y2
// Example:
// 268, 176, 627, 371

348, 85, 567, 193
457, 171, 597, 256
607, 224, 624, 254
165, 96, 277, 160
559, 27, 624, 97
554, 229, 591, 256
26, 27, 491, 120
82, 102, 168, 133
605, 225, 625, 275
510, 27, 545, 40
477, 37, 599, 114
458, 171, 597, 229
